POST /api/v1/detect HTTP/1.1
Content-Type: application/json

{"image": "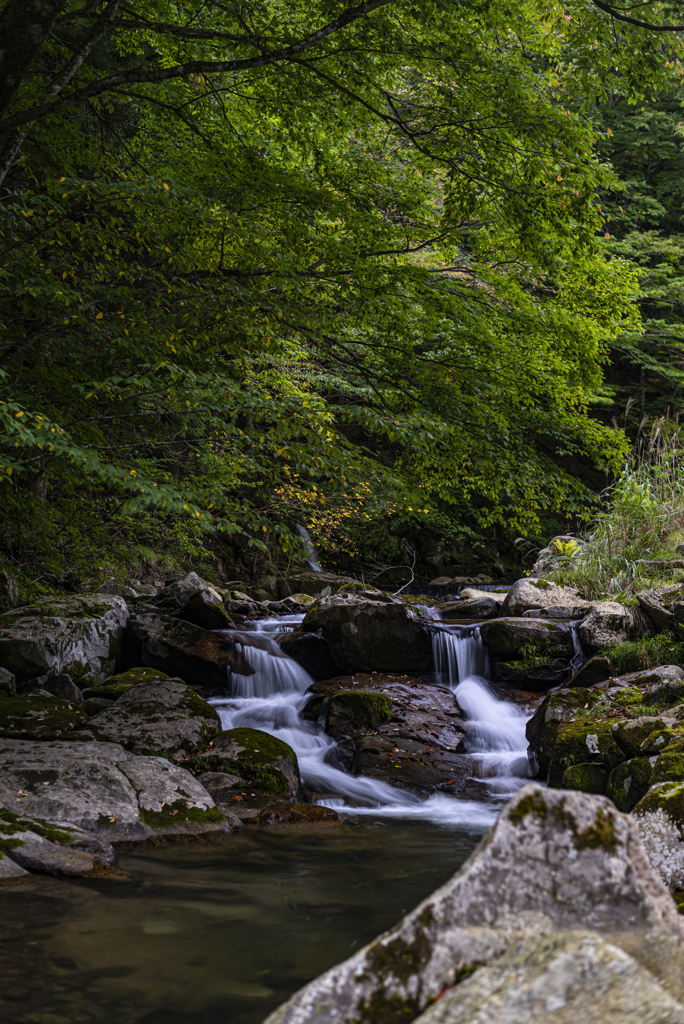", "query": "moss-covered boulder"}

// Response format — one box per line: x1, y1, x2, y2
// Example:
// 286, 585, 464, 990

607, 757, 655, 812
0, 695, 90, 740
83, 666, 171, 701
79, 678, 220, 756
193, 727, 301, 799
632, 781, 684, 888
480, 617, 574, 689
611, 716, 667, 759
0, 594, 128, 683
548, 719, 625, 788
650, 750, 684, 787
323, 691, 393, 739
566, 655, 612, 689
525, 687, 599, 779
638, 727, 684, 757
561, 762, 608, 794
